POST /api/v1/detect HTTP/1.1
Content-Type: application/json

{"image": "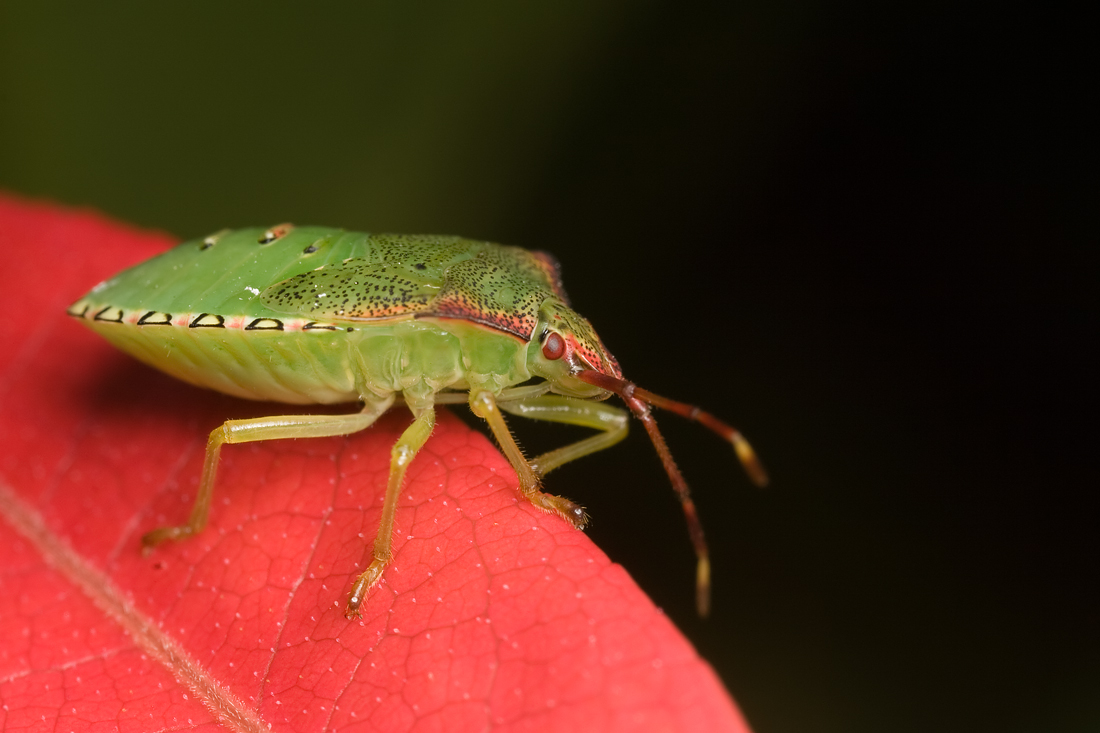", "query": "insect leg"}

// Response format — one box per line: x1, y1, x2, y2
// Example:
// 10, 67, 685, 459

496, 395, 629, 476
142, 396, 395, 549
469, 391, 588, 529
345, 406, 435, 619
